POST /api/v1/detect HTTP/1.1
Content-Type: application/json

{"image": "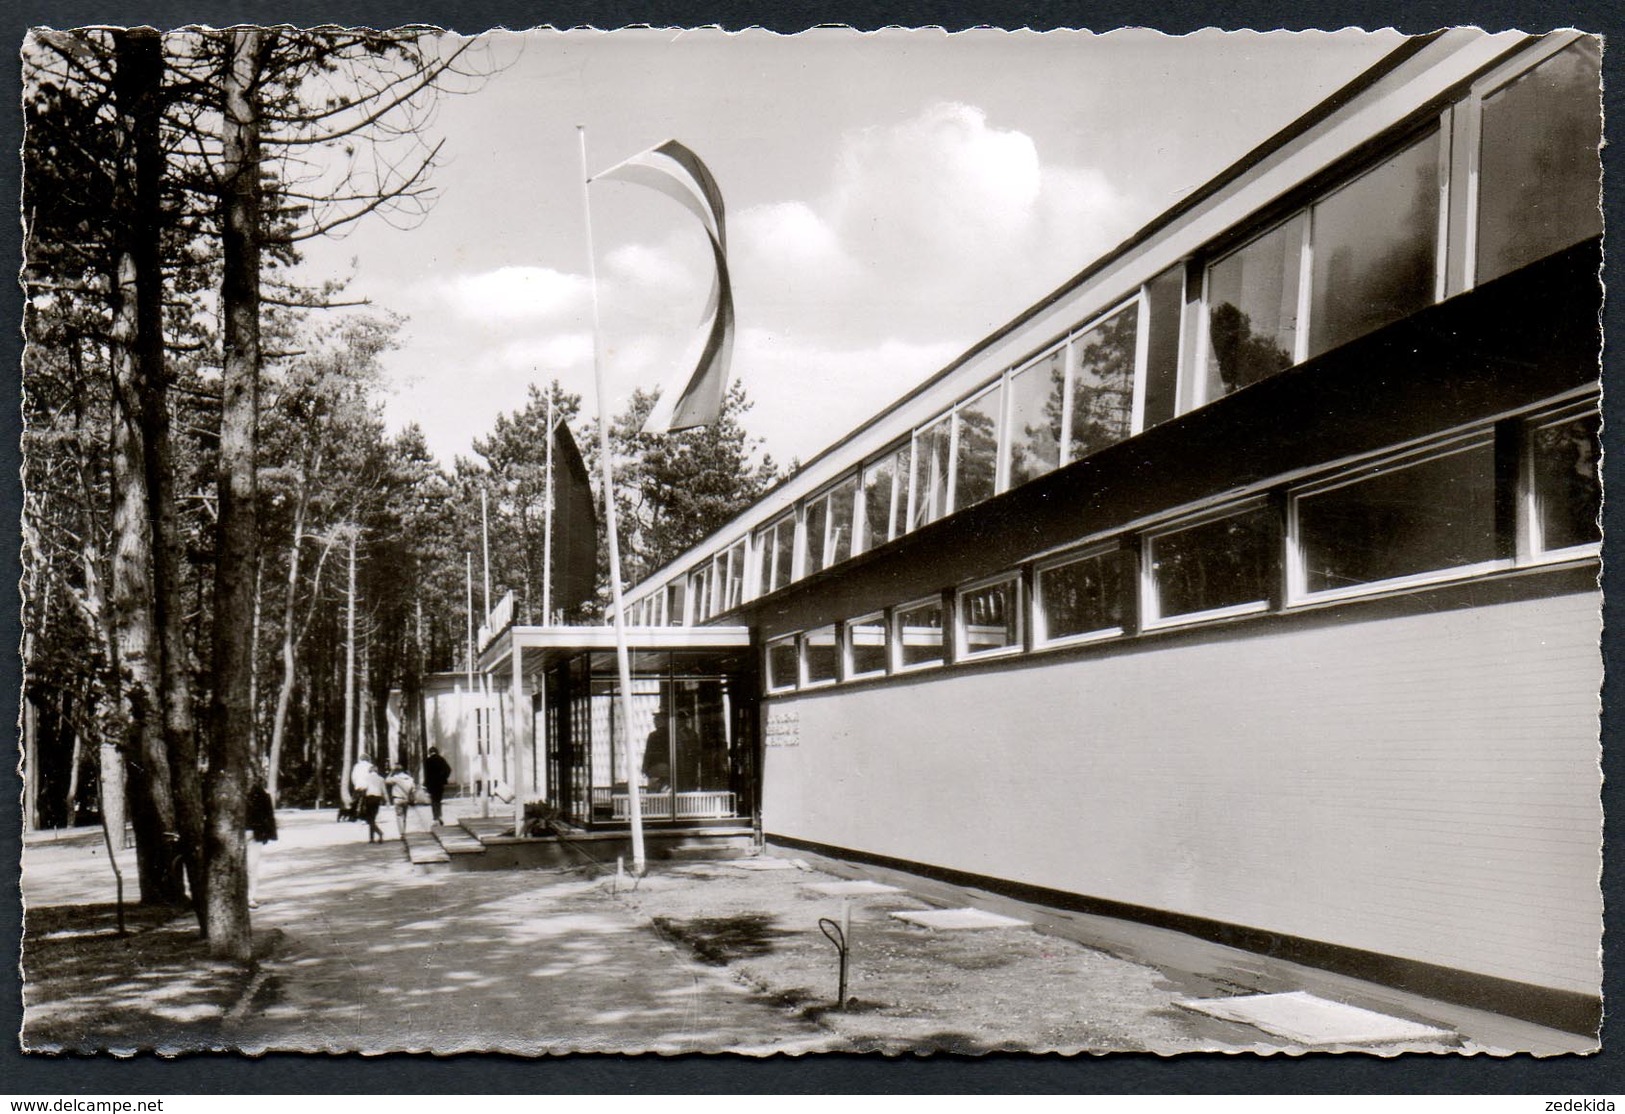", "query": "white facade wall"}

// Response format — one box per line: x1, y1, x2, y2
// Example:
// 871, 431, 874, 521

762, 589, 1601, 995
